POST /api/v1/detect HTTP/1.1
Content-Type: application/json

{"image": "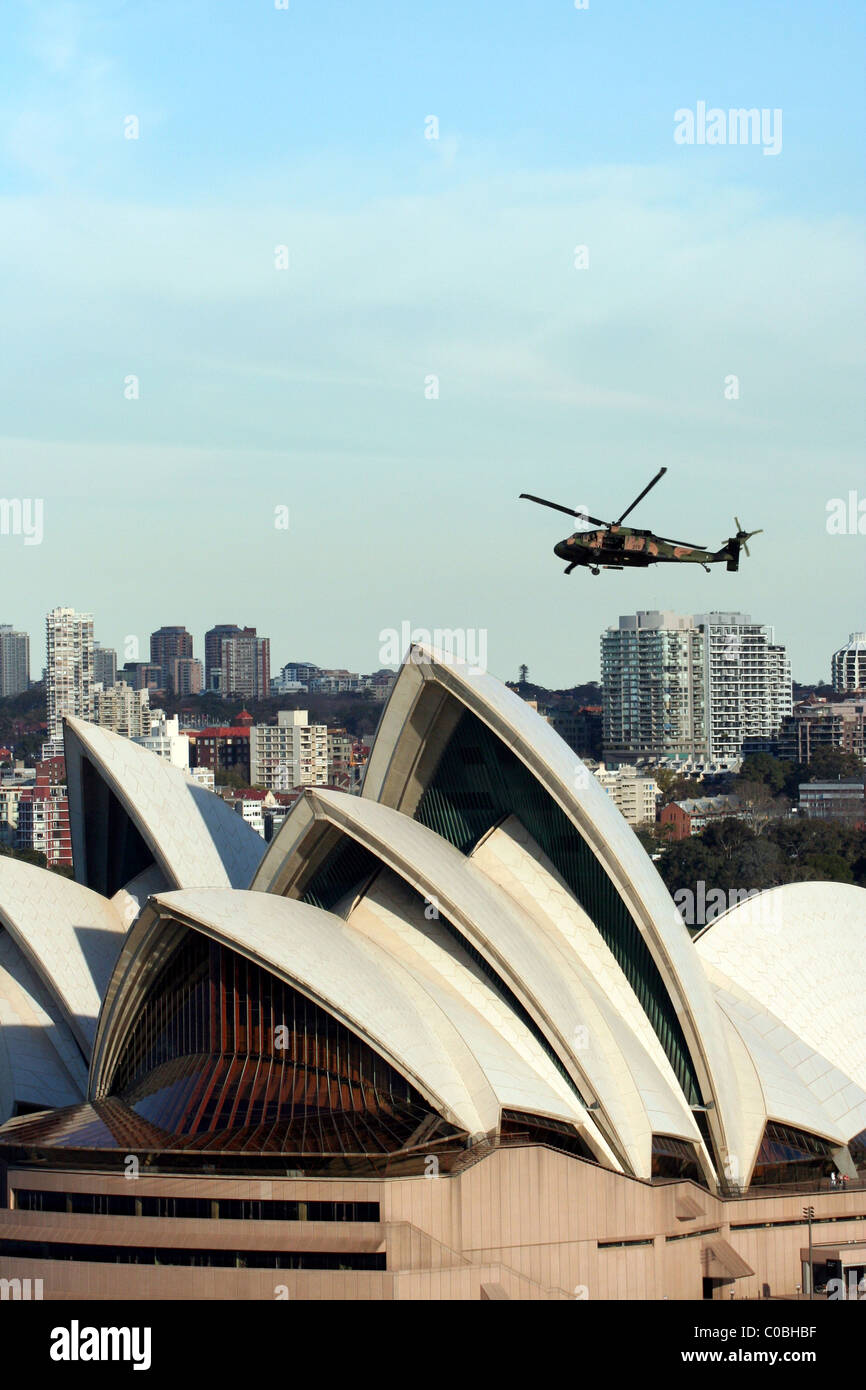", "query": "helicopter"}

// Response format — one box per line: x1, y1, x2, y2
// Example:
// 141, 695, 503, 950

520, 467, 762, 576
